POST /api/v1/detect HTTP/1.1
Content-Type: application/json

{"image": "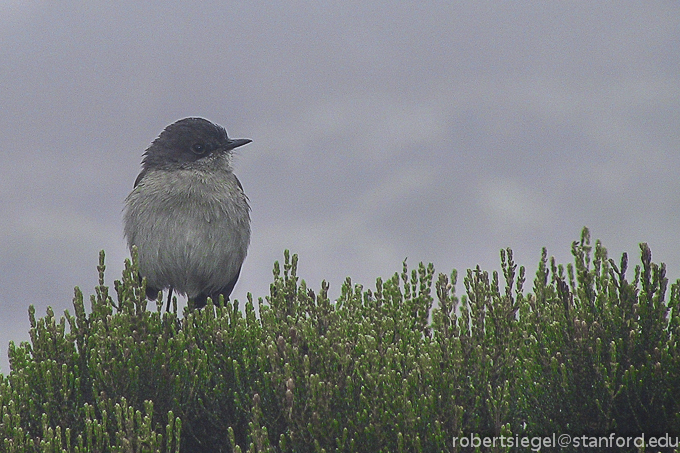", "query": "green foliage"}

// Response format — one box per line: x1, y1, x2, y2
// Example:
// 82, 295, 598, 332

1, 228, 680, 452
